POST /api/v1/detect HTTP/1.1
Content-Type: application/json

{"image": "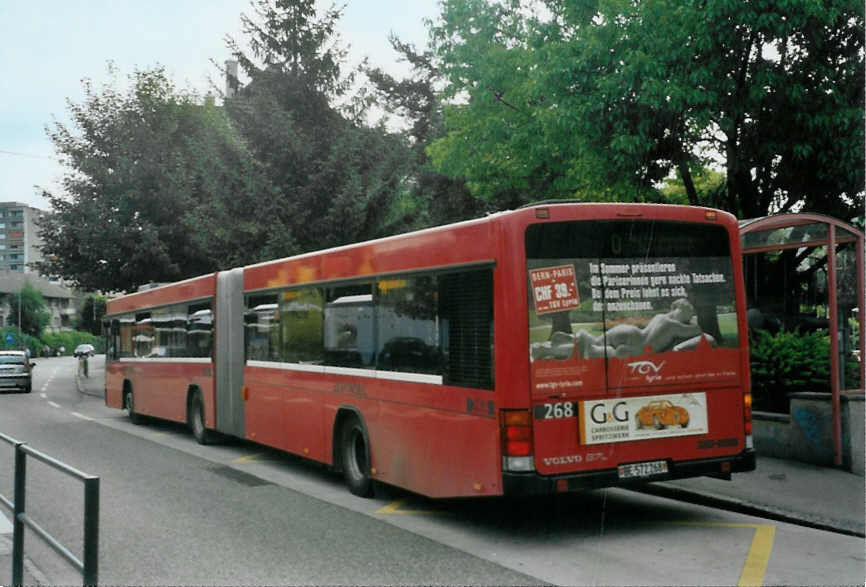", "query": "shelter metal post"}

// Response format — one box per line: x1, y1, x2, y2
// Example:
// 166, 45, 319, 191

827, 225, 842, 466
